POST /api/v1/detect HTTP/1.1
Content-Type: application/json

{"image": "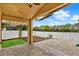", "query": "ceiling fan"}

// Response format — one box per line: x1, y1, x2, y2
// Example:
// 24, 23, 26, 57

27, 3, 40, 8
